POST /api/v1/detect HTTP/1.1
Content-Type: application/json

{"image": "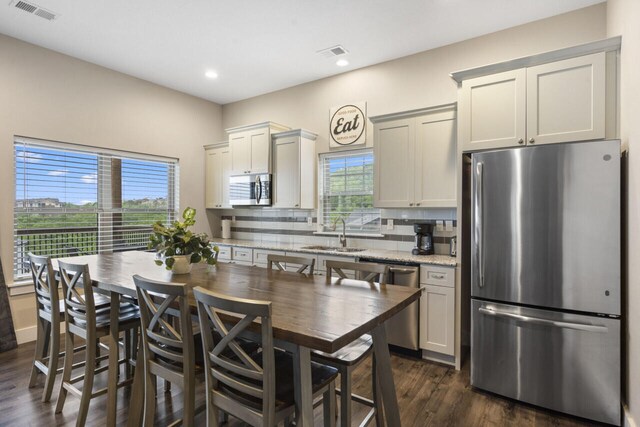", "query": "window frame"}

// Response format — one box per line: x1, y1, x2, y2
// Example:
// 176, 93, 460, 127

13, 136, 179, 280
317, 148, 381, 235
